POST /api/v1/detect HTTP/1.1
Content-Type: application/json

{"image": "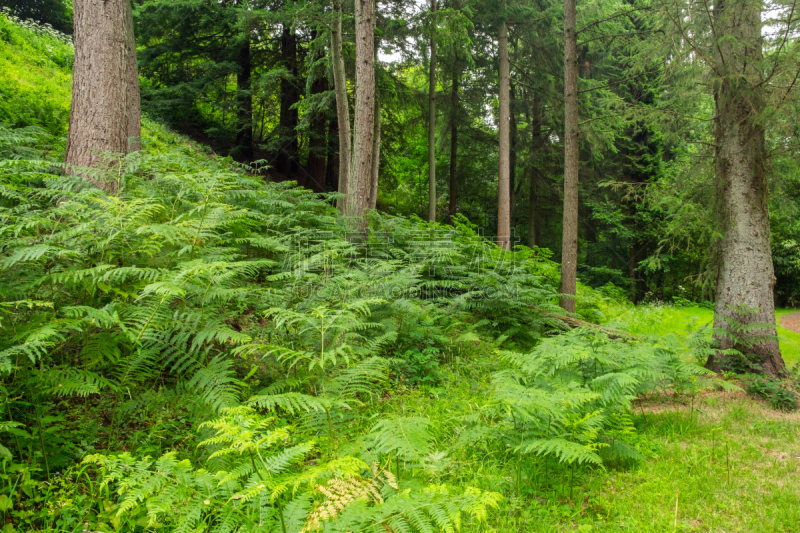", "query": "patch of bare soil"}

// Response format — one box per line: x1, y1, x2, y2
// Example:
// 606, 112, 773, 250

780, 311, 800, 334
